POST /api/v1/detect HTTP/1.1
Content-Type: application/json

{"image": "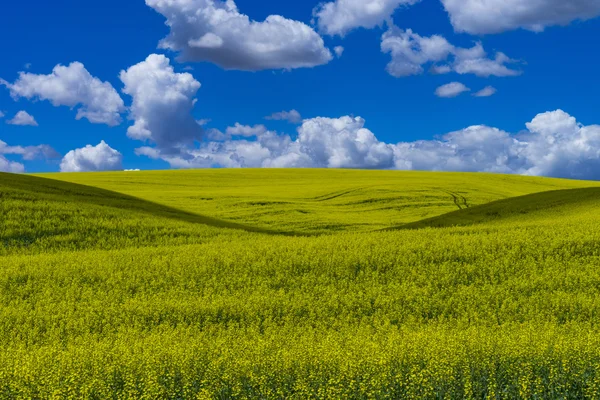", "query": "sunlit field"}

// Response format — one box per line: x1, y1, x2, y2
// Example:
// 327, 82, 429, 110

2, 169, 600, 398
